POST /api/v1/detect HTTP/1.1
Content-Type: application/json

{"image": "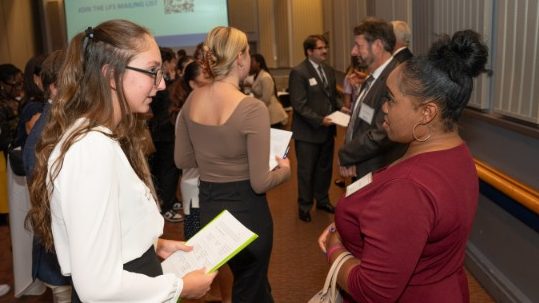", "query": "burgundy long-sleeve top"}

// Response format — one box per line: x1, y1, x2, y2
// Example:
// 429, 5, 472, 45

336, 144, 478, 303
